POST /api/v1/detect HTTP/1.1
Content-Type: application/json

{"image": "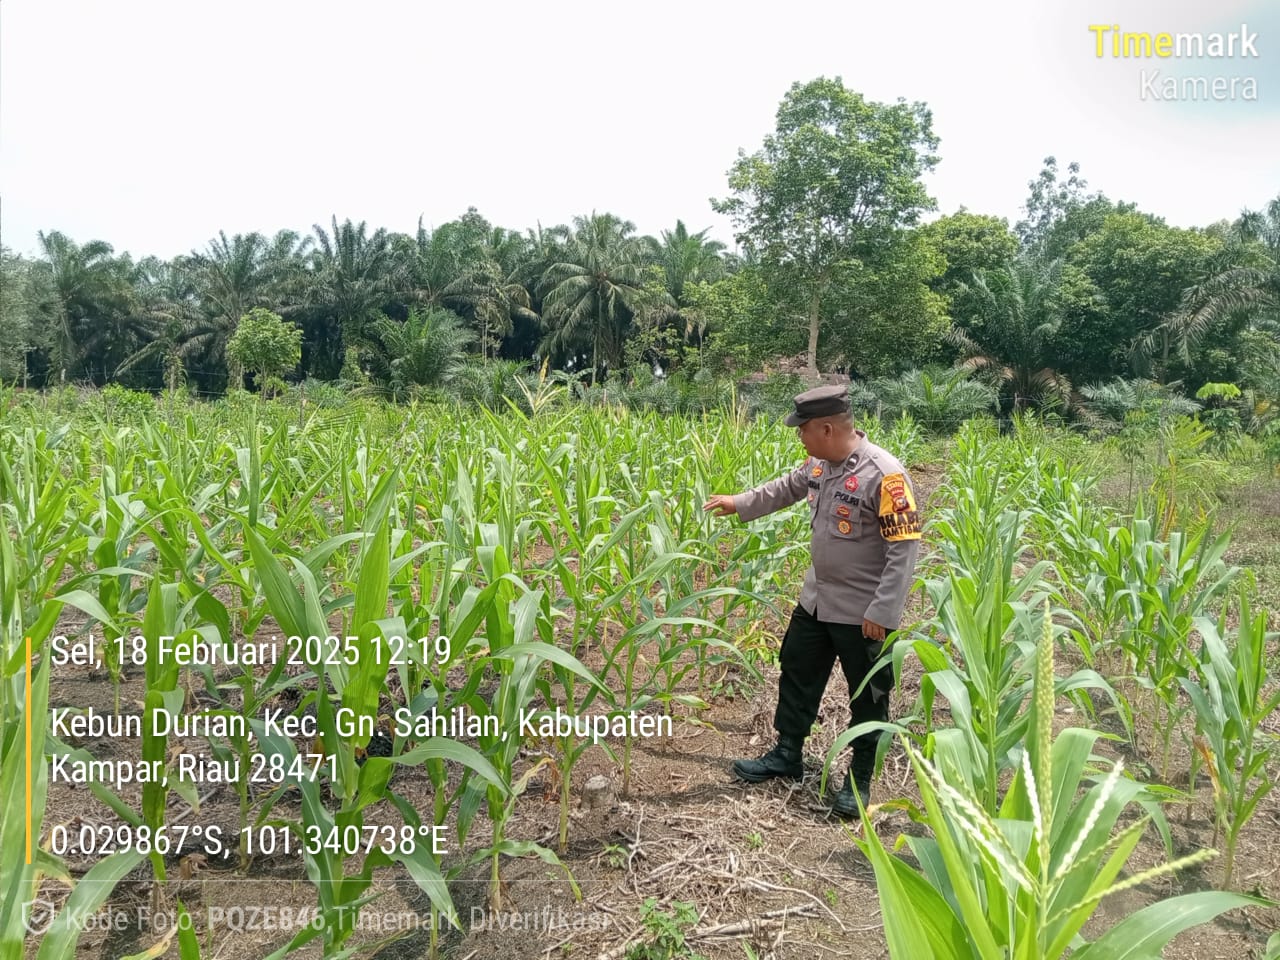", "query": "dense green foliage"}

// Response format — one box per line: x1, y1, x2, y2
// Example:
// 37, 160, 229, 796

3, 77, 1277, 437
